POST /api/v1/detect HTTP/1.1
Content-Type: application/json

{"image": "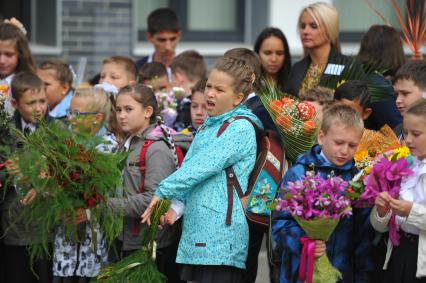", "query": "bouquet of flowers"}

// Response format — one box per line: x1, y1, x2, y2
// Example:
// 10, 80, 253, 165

96, 199, 171, 283
258, 85, 319, 162
275, 172, 352, 283
7, 120, 127, 261
155, 87, 179, 127
353, 146, 413, 245
347, 125, 401, 202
